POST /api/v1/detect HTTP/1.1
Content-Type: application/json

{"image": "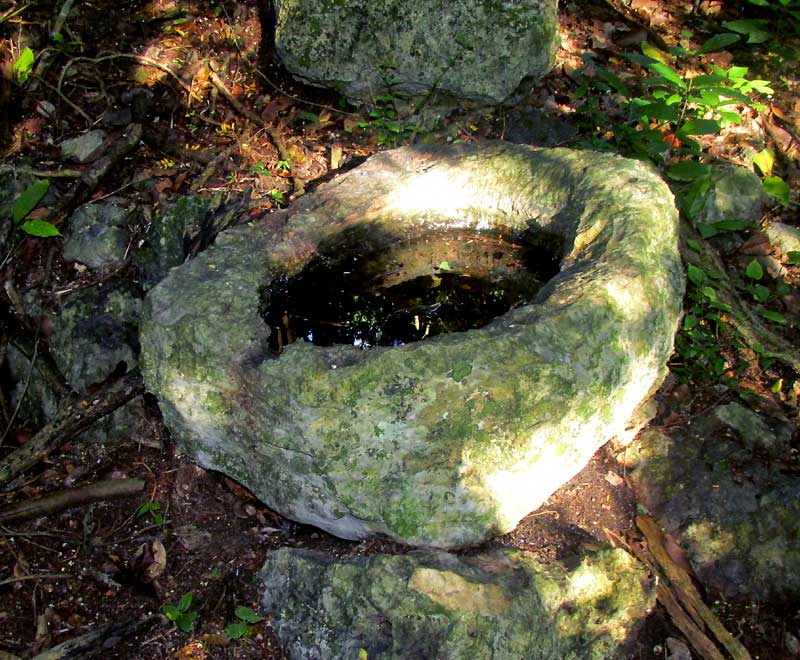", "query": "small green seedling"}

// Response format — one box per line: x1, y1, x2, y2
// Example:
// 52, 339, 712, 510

136, 501, 164, 527
162, 593, 198, 633
269, 189, 286, 205
249, 161, 271, 176
12, 180, 60, 237
225, 606, 264, 639
13, 47, 34, 84
276, 160, 291, 173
